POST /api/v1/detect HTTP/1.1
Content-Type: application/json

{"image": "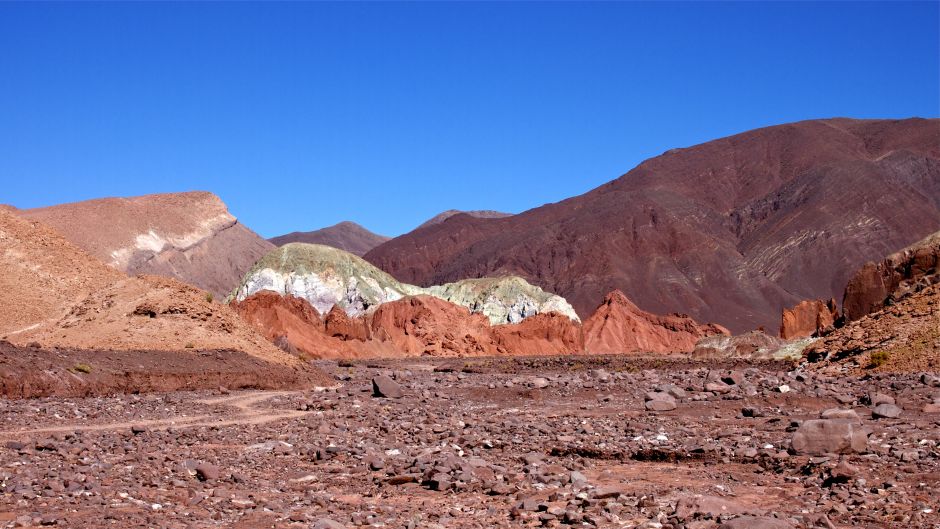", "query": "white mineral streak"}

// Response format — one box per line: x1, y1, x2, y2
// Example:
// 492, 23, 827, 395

109, 213, 235, 269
